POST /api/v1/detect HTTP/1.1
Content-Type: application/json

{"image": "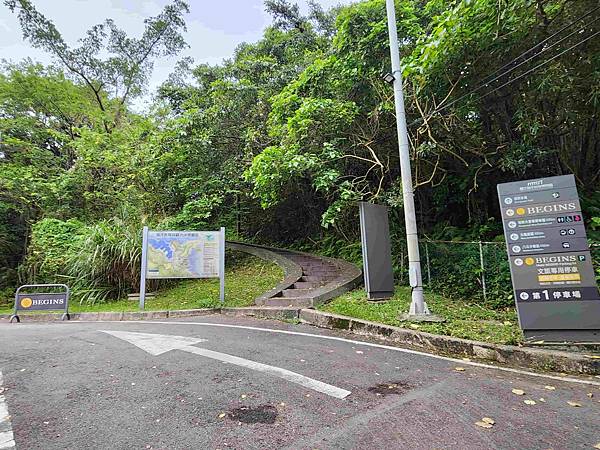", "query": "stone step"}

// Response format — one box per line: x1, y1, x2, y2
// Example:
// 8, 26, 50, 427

301, 265, 336, 273
293, 281, 319, 289
263, 297, 314, 308
301, 275, 329, 282
281, 288, 313, 298
302, 269, 337, 276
